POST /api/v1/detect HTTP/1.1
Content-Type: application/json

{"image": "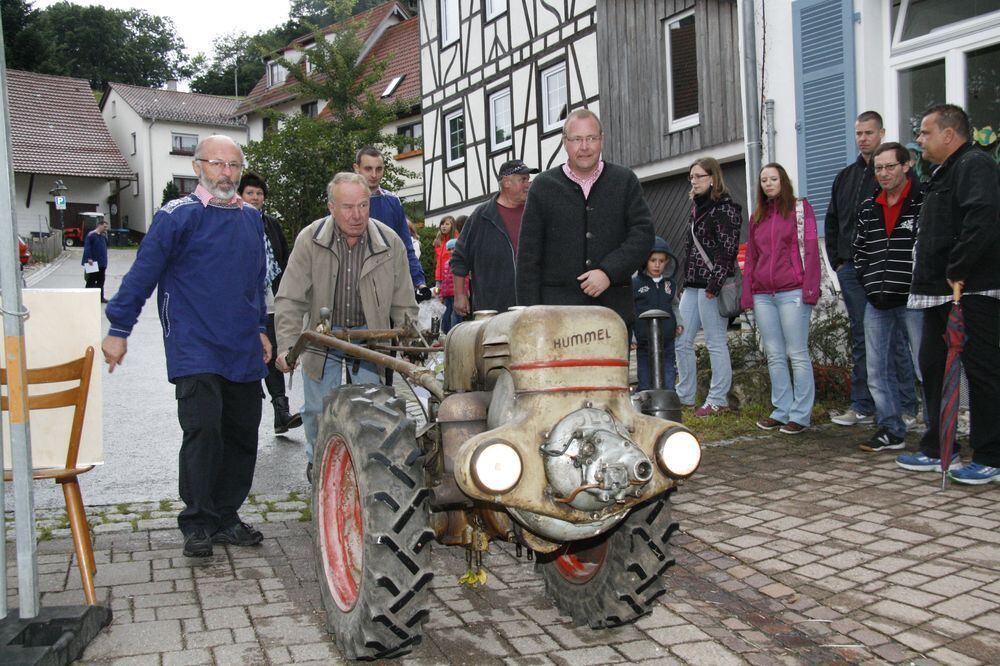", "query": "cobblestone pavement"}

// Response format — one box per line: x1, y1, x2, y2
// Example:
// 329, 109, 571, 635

5, 425, 999, 665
